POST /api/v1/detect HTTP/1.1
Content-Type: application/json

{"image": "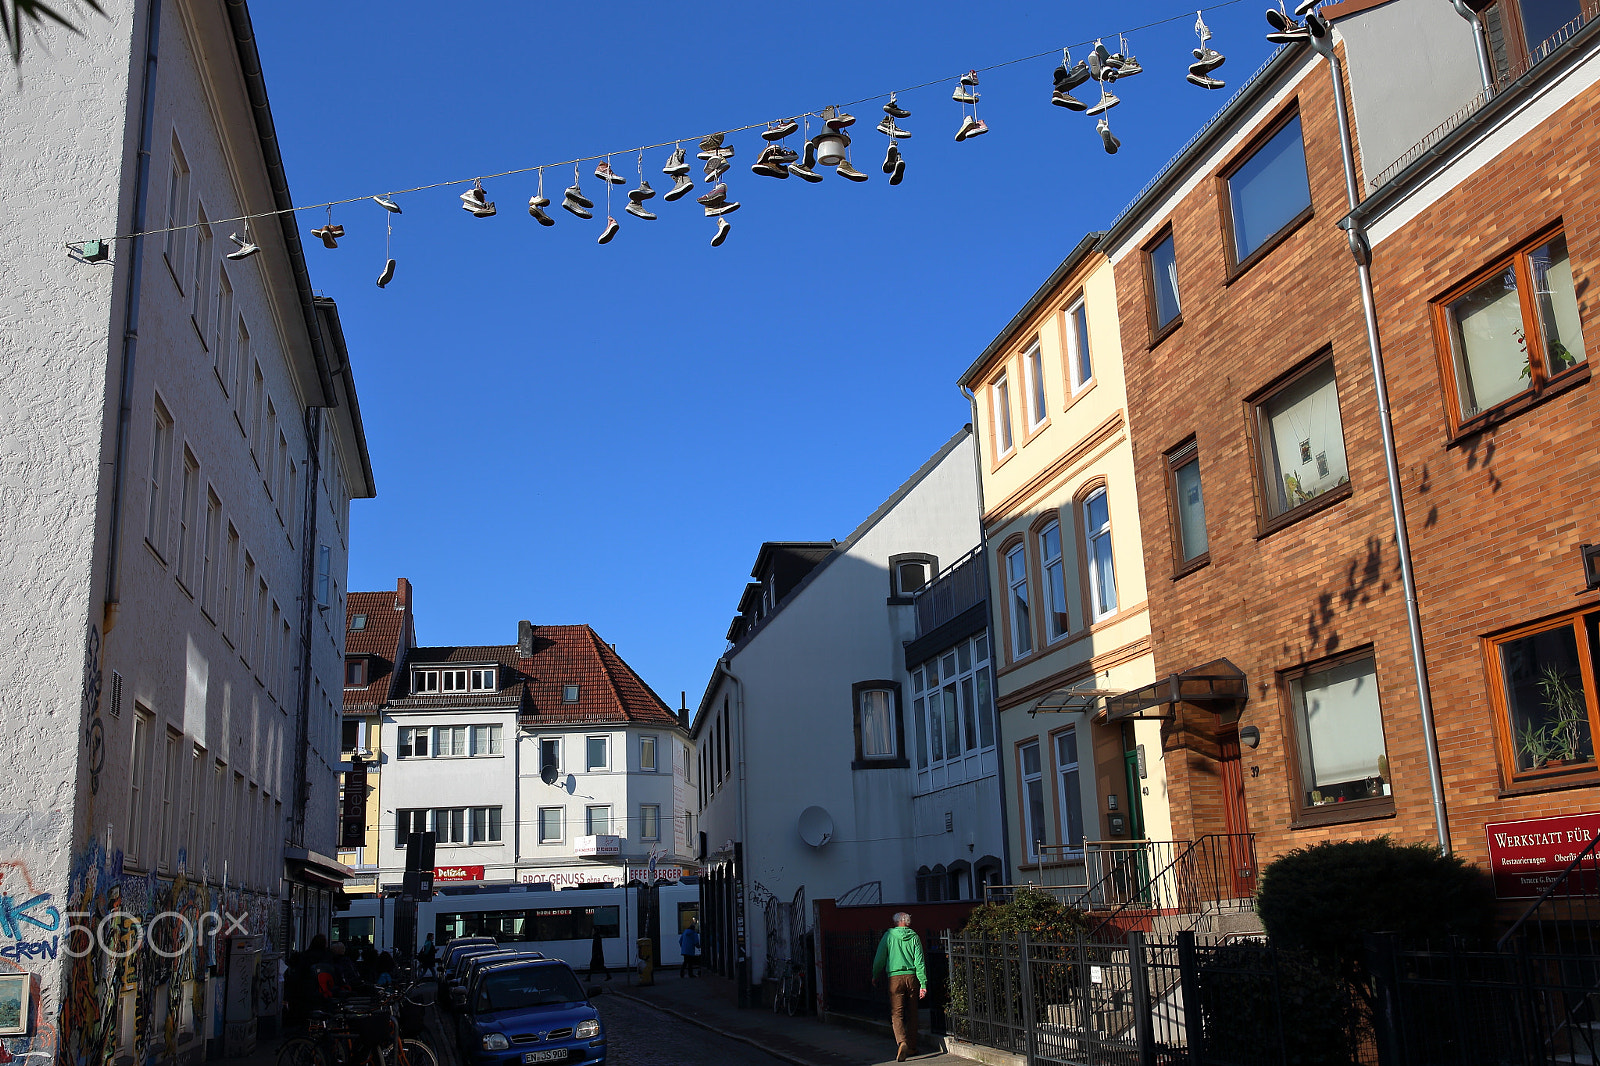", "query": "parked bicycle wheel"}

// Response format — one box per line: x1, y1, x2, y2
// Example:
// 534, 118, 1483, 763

275, 1037, 321, 1066
383, 1037, 438, 1066
785, 975, 799, 1017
